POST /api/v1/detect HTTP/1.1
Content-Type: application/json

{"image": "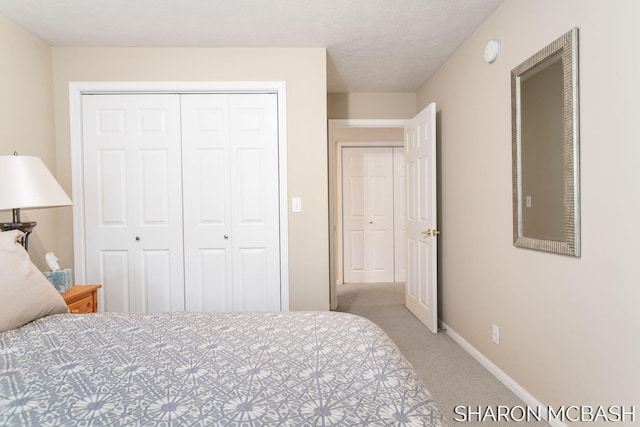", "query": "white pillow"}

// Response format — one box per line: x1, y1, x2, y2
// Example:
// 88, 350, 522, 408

0, 230, 68, 332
